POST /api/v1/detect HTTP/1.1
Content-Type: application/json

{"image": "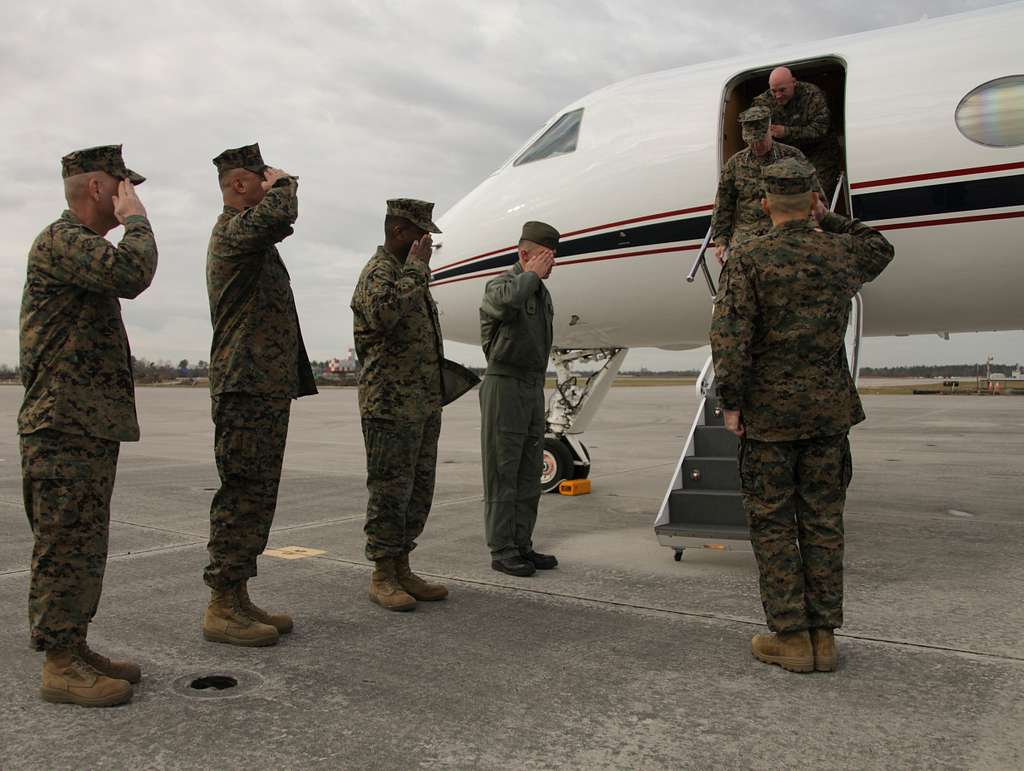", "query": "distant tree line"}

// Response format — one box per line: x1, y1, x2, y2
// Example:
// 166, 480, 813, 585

1, 360, 1018, 385
860, 363, 1020, 378
131, 357, 209, 384
622, 368, 702, 377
